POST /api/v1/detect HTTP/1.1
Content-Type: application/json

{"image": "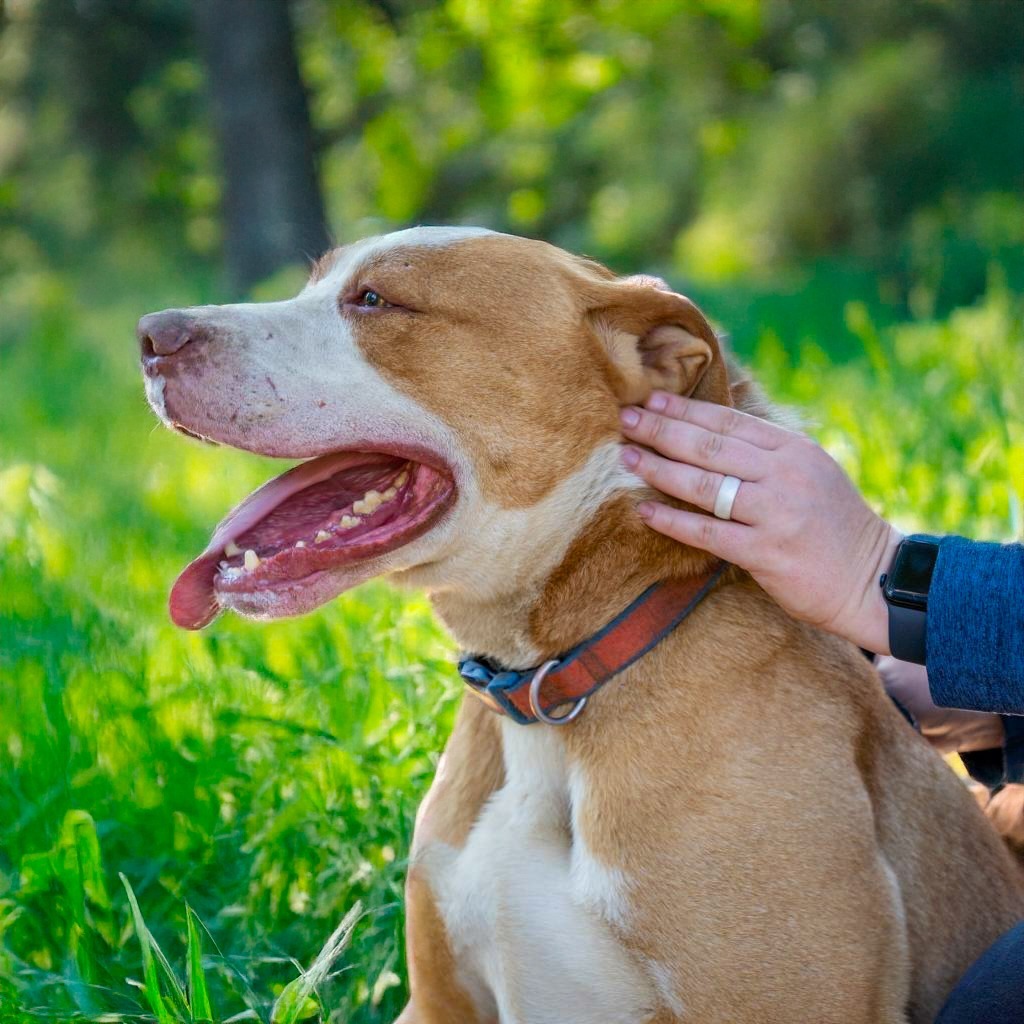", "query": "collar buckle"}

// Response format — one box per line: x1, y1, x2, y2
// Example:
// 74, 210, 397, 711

528, 659, 586, 726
